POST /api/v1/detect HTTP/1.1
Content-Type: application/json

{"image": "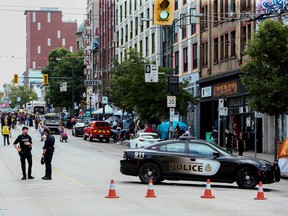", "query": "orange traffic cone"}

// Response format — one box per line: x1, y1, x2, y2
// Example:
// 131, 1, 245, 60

145, 179, 156, 198
105, 179, 119, 198
254, 181, 267, 200
201, 179, 215, 199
